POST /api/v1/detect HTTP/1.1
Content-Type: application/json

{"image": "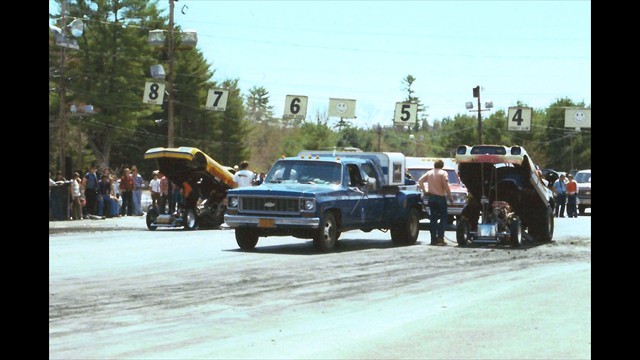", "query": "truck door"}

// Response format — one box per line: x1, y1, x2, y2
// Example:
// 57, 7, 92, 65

359, 162, 385, 226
